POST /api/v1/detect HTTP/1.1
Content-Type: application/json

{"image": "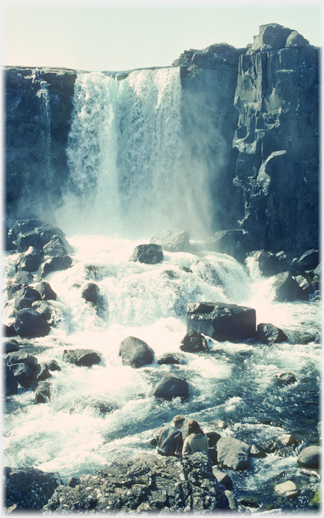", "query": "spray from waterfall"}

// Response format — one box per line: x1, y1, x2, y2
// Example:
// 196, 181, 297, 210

56, 67, 219, 239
